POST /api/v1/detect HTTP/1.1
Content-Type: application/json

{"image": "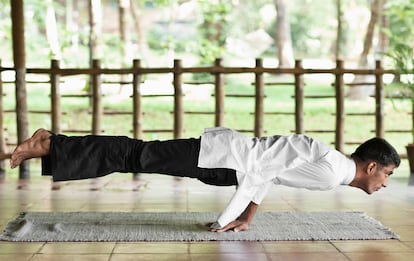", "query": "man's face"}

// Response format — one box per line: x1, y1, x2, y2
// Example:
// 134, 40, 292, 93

364, 163, 395, 194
